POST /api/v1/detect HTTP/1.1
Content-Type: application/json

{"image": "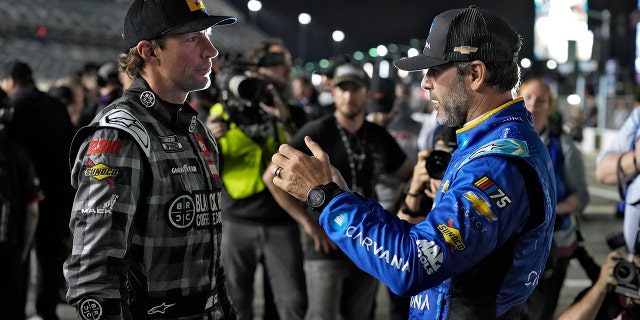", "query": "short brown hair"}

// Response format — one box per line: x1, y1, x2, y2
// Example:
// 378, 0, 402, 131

118, 38, 166, 78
